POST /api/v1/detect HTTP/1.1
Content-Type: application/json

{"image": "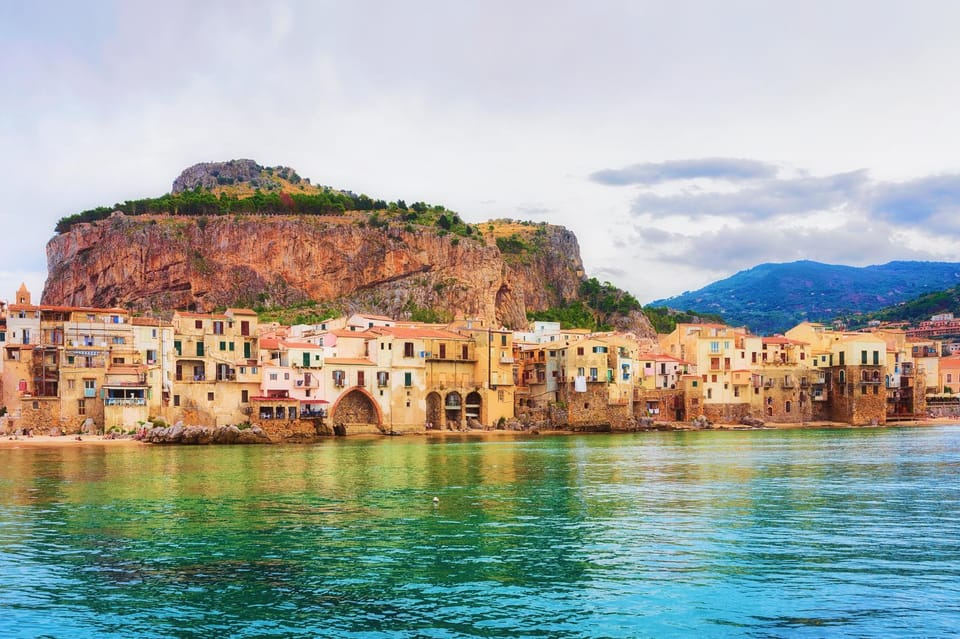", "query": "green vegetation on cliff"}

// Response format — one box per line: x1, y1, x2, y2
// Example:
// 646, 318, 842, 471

527, 278, 643, 330
642, 306, 726, 334
838, 284, 960, 329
